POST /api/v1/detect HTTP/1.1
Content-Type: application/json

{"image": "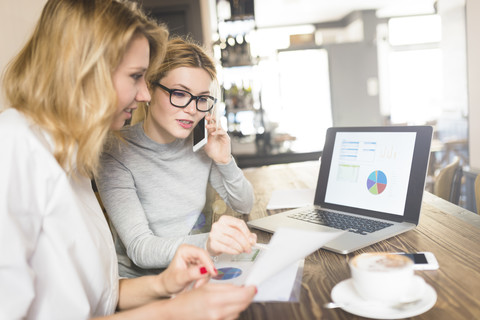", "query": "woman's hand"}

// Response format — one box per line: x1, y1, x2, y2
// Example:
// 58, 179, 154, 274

206, 215, 257, 256
168, 283, 257, 320
158, 244, 217, 296
204, 113, 232, 164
